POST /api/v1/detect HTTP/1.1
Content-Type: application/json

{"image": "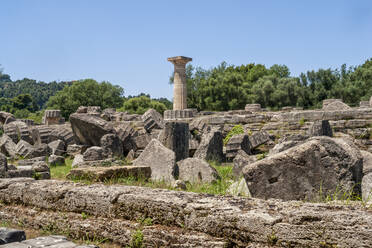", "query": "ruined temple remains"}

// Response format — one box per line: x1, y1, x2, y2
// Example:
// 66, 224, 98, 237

42, 110, 65, 125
